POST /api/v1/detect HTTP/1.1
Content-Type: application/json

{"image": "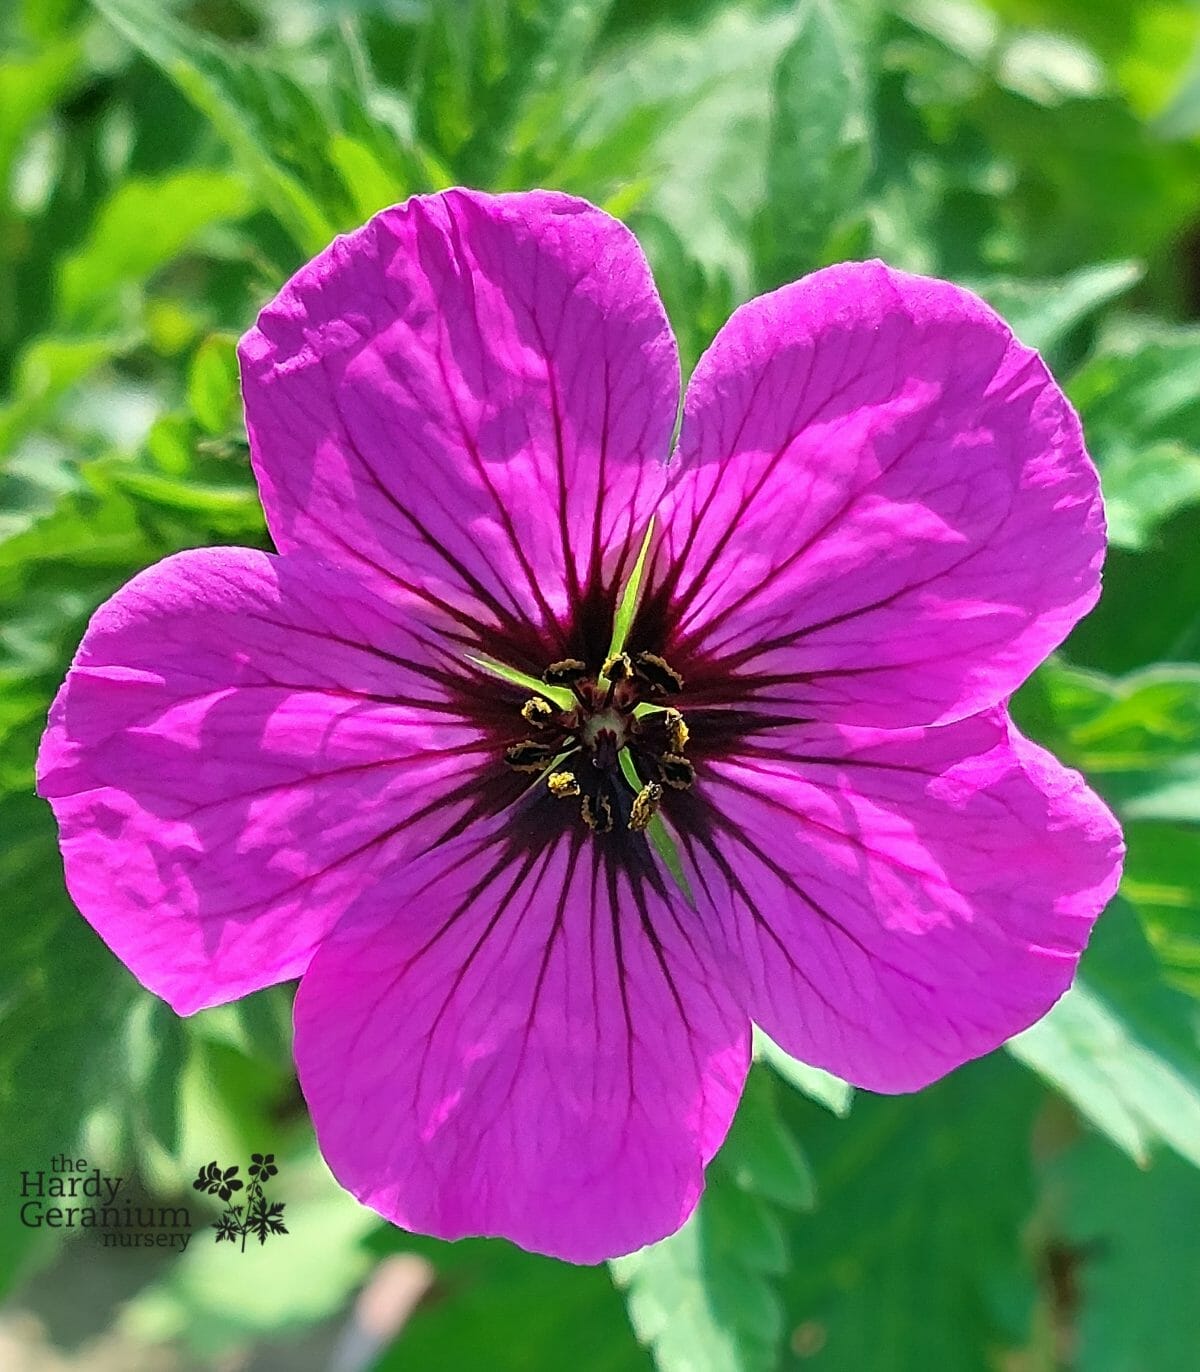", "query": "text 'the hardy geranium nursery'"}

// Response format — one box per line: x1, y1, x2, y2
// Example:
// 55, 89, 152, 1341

38, 190, 1124, 1263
